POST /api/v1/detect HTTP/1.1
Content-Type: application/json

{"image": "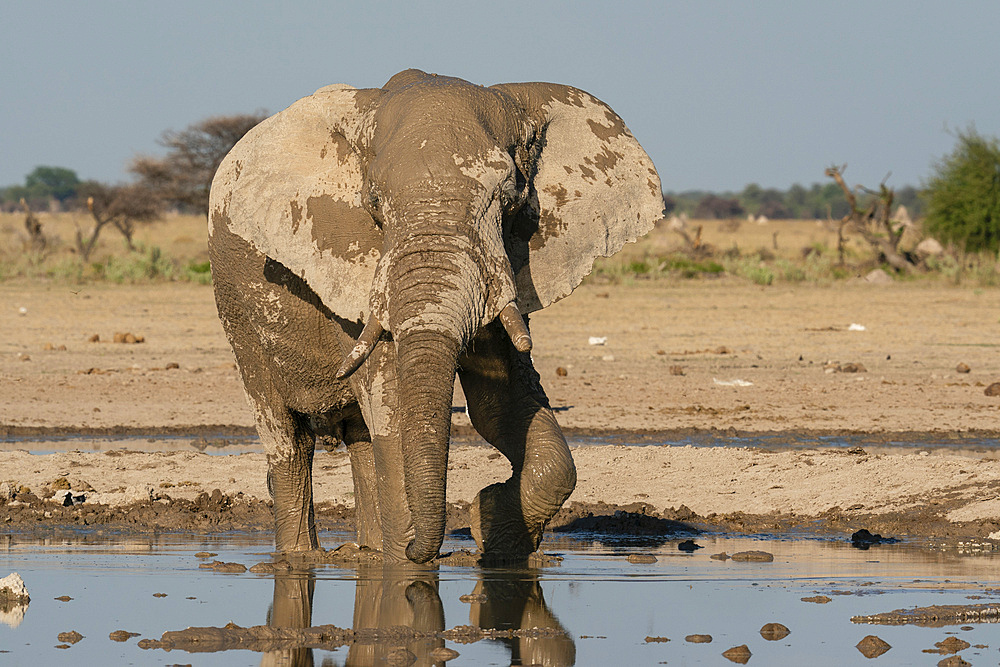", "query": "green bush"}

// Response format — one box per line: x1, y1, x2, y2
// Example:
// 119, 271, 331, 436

924, 127, 1000, 253
96, 245, 177, 283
